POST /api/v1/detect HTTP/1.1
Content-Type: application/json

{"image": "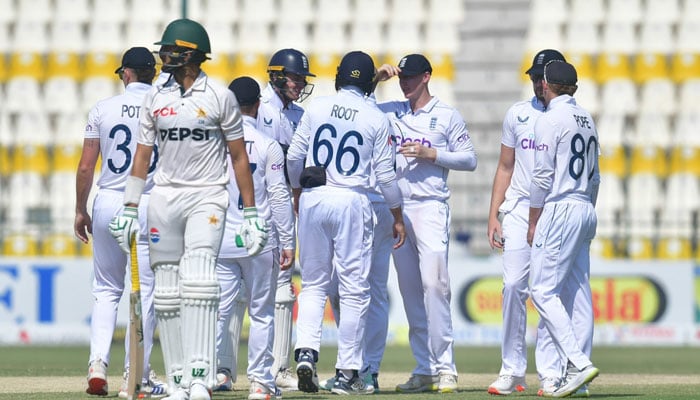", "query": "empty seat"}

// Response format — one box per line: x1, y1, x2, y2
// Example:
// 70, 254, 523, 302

86, 22, 123, 53
202, 53, 232, 88
349, 21, 385, 59
676, 80, 700, 115
525, 22, 564, 56
388, 0, 426, 24
601, 22, 638, 55
55, 111, 89, 146
237, 21, 274, 55
643, 0, 680, 24
41, 232, 79, 257
638, 79, 676, 117
628, 114, 672, 148
50, 21, 87, 55
595, 173, 625, 237
230, 53, 268, 86
386, 21, 424, 56
598, 145, 628, 177
673, 111, 700, 146
14, 112, 53, 147
311, 22, 347, 55
424, 21, 459, 55
4, 77, 44, 114
599, 79, 638, 117
205, 20, 237, 54
2, 233, 40, 256
240, 0, 277, 24
15, 0, 51, 24
273, 21, 311, 54
564, 22, 601, 55
11, 20, 49, 54
596, 53, 633, 84
91, 0, 127, 24
316, 0, 352, 25
427, 0, 465, 24
676, 20, 700, 53
573, 78, 599, 116
680, 0, 700, 24
569, 0, 605, 24
530, 0, 568, 25
0, 0, 16, 25
629, 145, 668, 176
669, 146, 700, 175
596, 113, 627, 148
670, 53, 700, 82
638, 22, 674, 54
81, 78, 120, 115
8, 51, 46, 82
126, 20, 163, 49
54, 0, 90, 24
606, 0, 643, 24
632, 53, 670, 83
279, 0, 314, 25
625, 174, 662, 258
